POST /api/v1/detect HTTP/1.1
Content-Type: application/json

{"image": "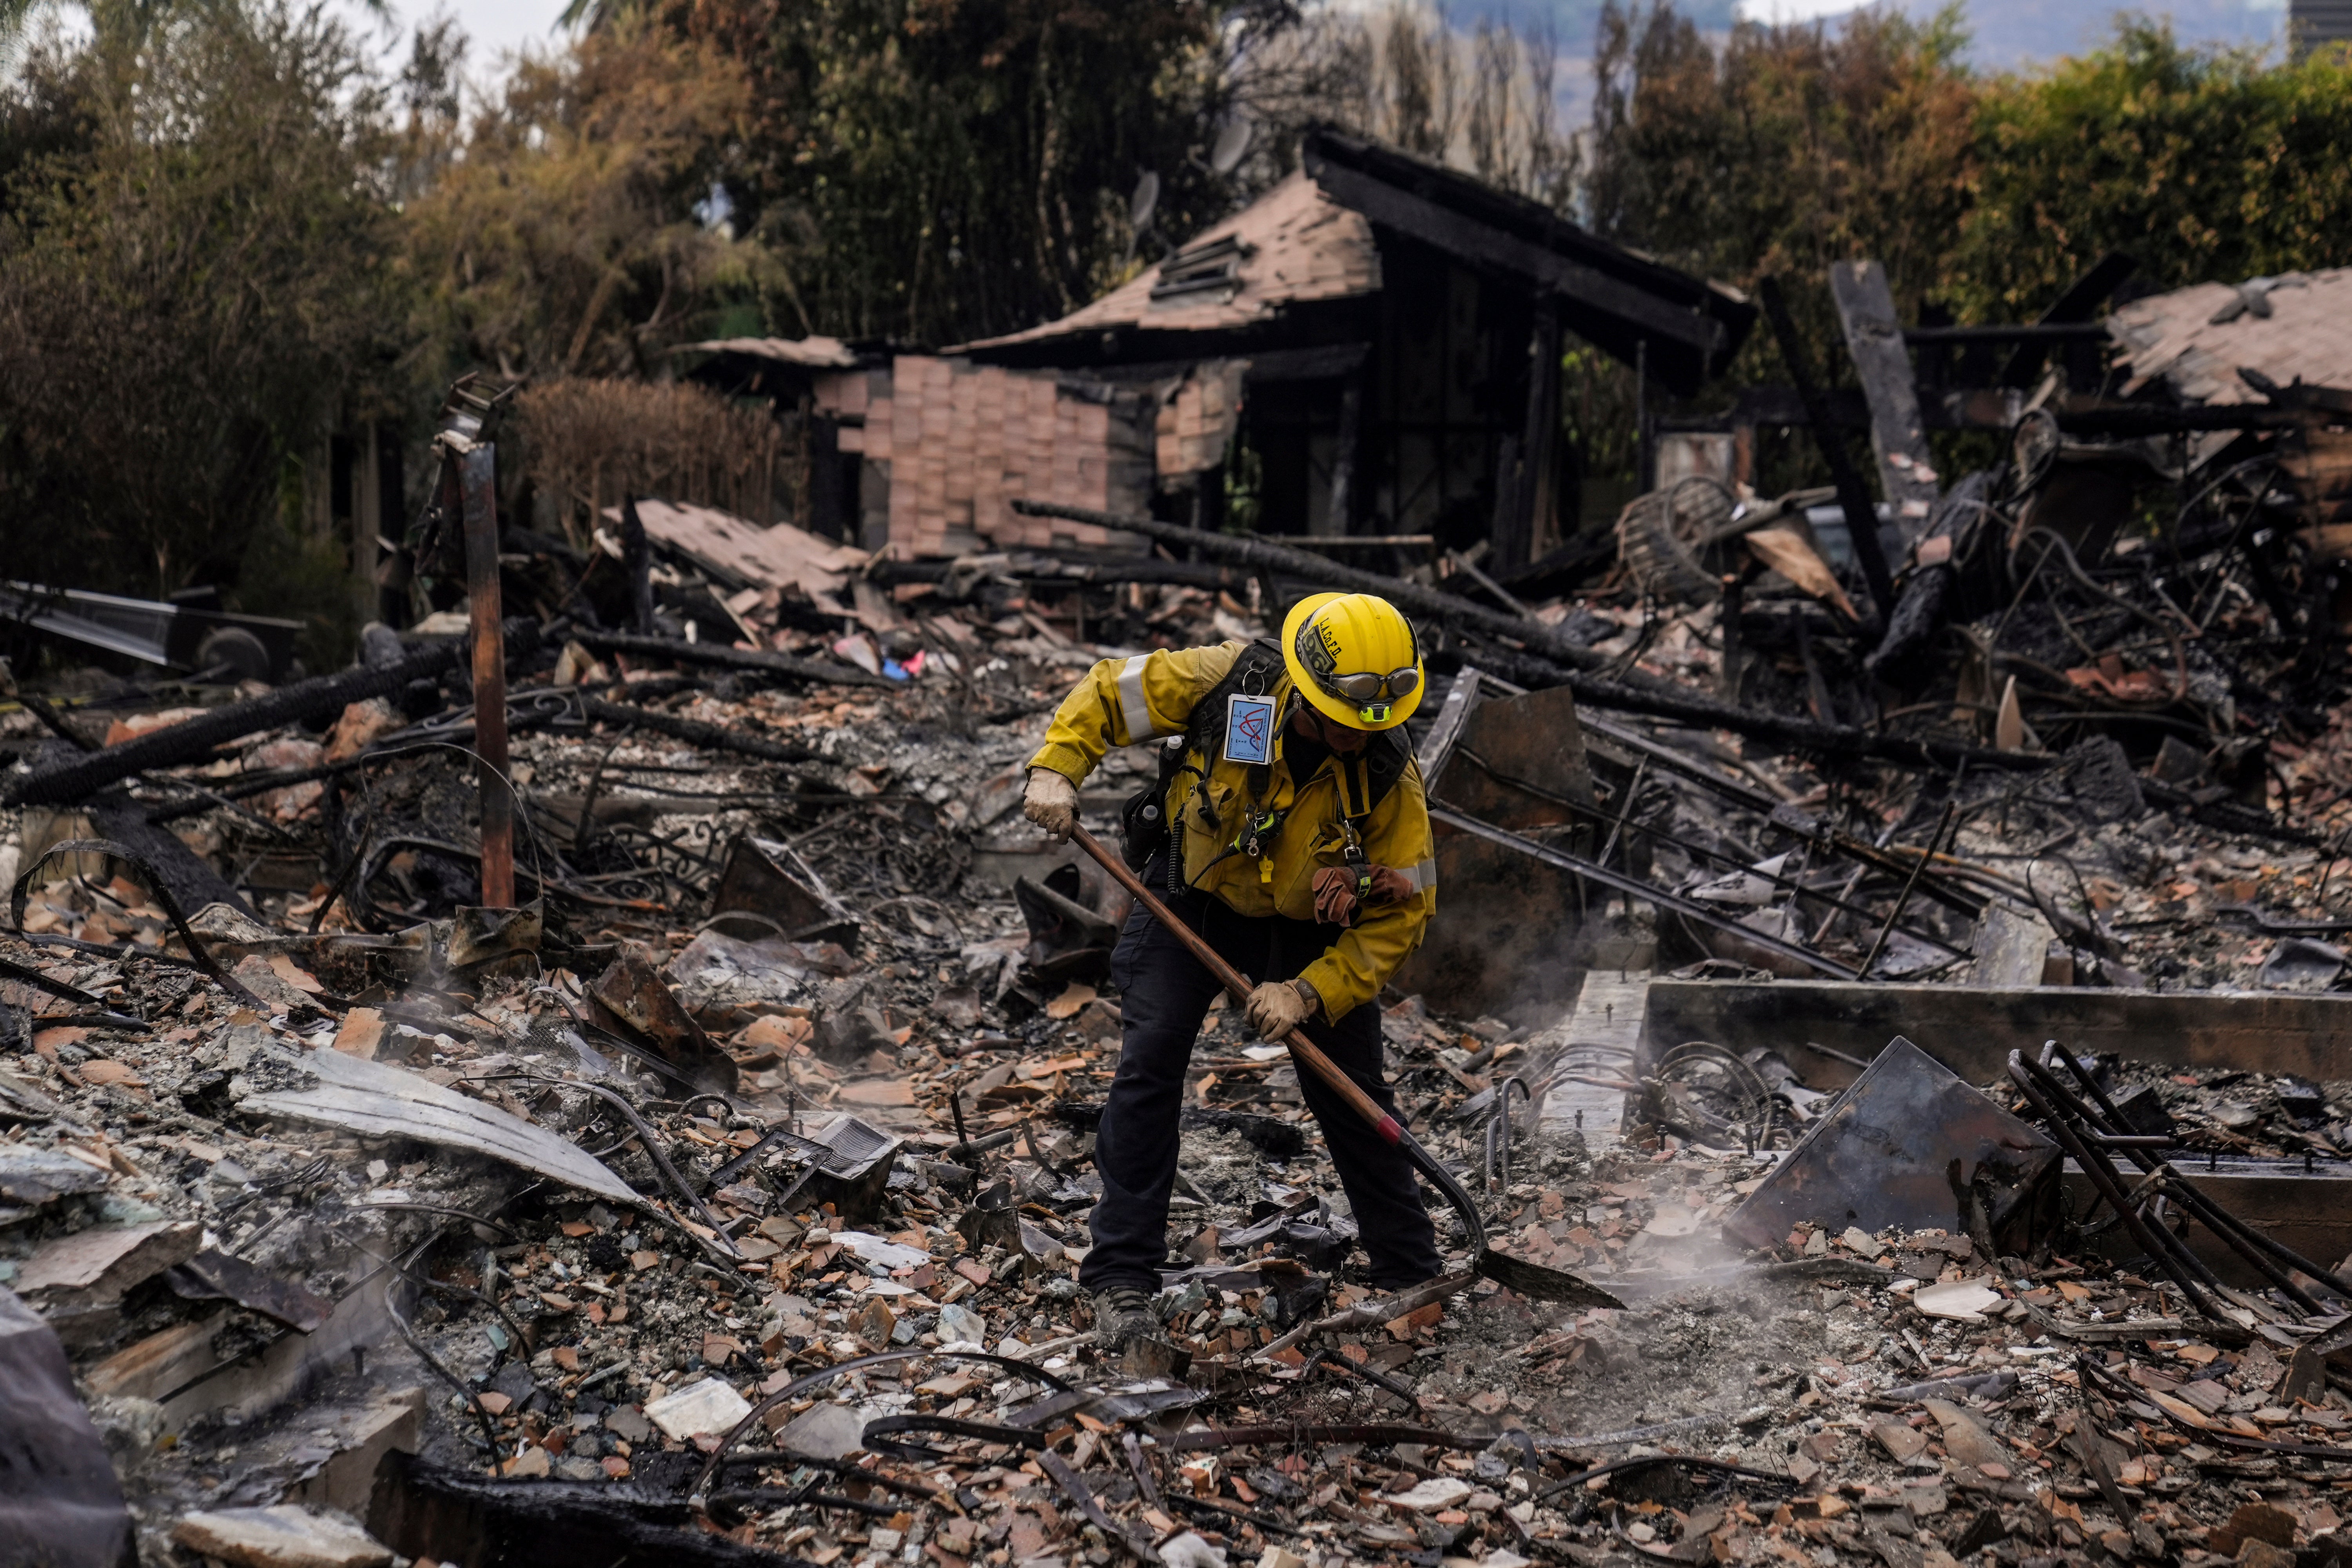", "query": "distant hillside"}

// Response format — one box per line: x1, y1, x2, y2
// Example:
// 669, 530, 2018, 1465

1443, 0, 2284, 65
1430, 0, 1737, 45
1867, 0, 2282, 65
